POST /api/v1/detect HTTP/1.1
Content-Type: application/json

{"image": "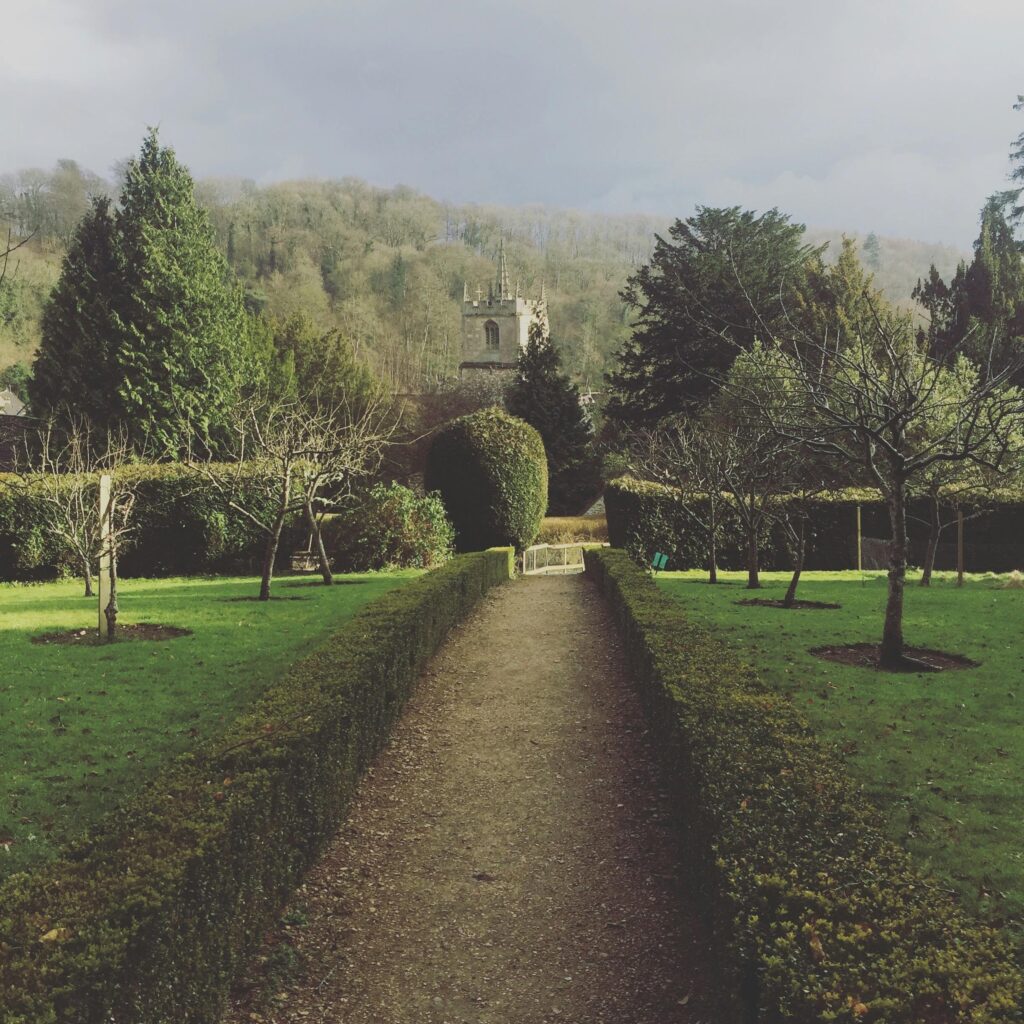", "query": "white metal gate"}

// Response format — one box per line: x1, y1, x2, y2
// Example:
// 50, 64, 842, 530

522, 542, 607, 575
